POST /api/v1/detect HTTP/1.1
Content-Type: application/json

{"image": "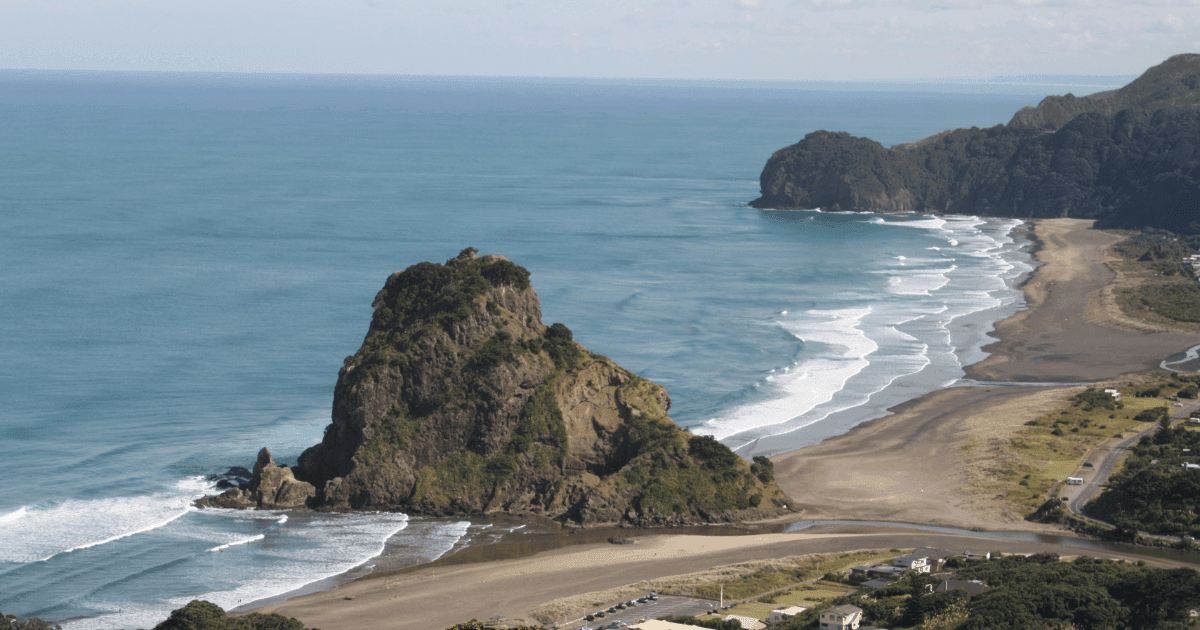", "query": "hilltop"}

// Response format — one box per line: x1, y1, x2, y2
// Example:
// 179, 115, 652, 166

200, 249, 791, 527
751, 54, 1200, 234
